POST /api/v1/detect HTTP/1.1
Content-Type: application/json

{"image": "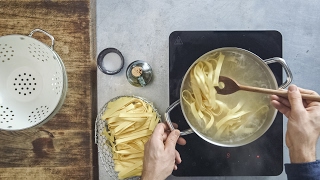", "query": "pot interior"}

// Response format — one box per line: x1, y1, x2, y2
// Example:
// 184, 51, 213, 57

180, 47, 277, 146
